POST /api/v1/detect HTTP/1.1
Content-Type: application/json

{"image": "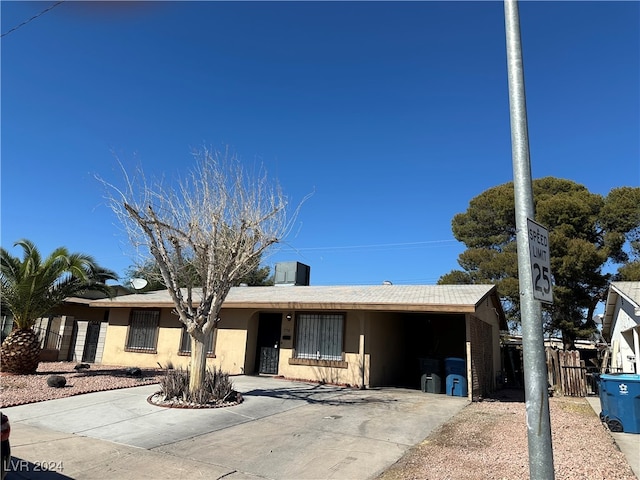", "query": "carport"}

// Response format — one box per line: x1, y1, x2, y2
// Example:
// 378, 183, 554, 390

377, 312, 467, 389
